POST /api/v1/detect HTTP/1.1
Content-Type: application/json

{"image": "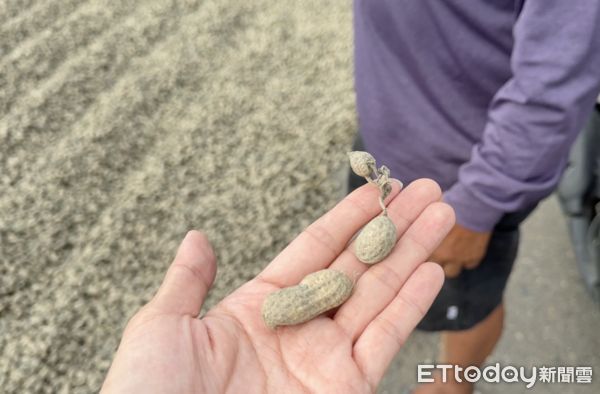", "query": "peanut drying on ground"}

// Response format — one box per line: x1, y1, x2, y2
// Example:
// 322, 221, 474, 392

261, 269, 354, 329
